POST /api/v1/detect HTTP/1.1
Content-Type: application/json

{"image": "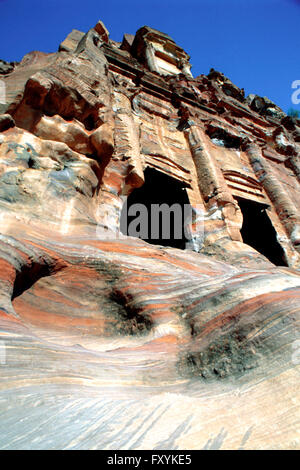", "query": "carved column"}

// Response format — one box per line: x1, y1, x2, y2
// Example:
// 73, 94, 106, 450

145, 43, 160, 73
245, 142, 300, 248
96, 92, 144, 235
286, 155, 300, 184
186, 124, 242, 242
